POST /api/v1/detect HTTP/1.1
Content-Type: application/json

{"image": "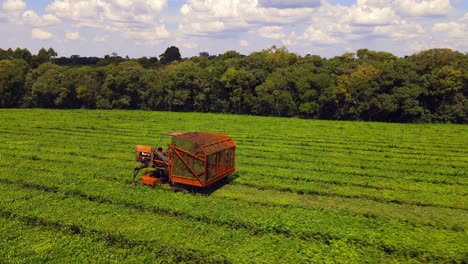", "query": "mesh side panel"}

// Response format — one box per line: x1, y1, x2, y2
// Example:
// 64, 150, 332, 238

171, 132, 235, 155
171, 137, 197, 153
173, 153, 189, 178
206, 147, 235, 179
170, 132, 235, 182
172, 151, 205, 180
